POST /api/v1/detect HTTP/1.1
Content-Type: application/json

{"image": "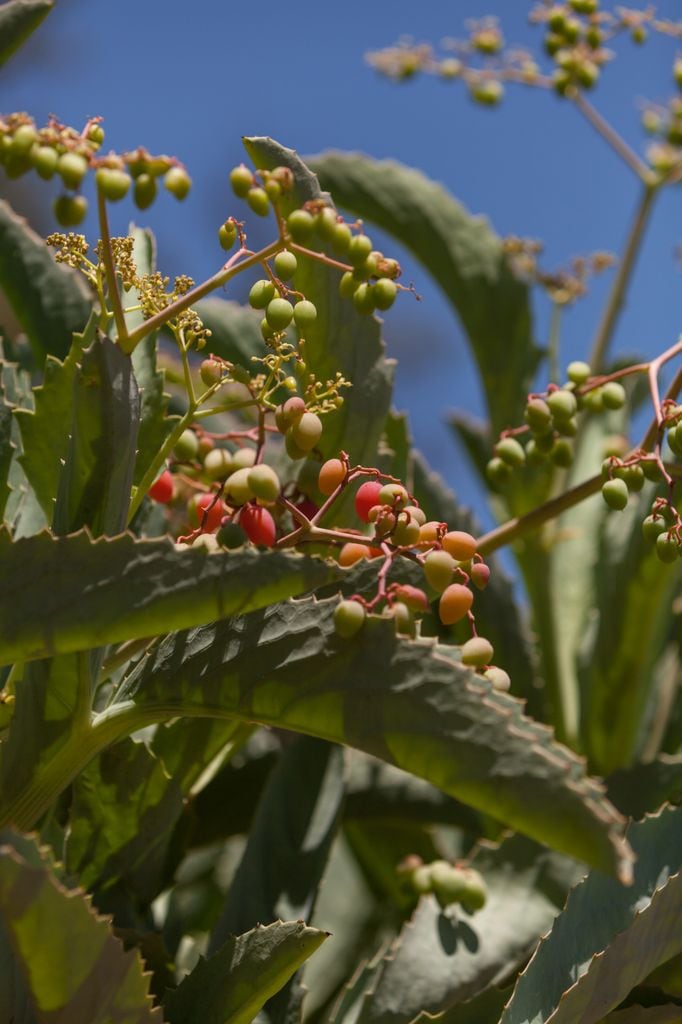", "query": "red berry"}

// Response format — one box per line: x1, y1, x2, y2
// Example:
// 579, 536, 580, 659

355, 480, 383, 522
296, 498, 320, 520
148, 469, 173, 504
470, 563, 490, 590
240, 504, 276, 547
191, 493, 225, 532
